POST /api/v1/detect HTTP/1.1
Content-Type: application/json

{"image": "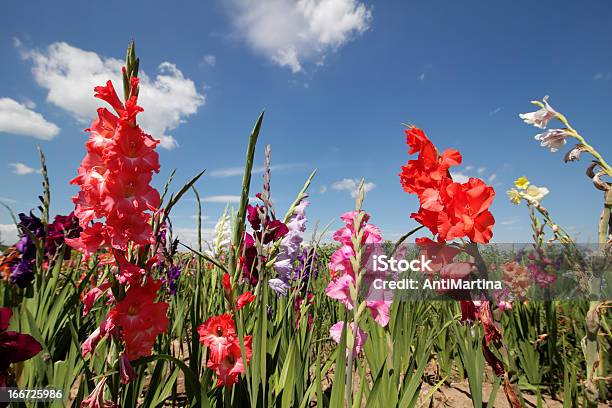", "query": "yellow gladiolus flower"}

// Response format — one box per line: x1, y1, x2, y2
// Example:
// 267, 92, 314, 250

514, 176, 529, 190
